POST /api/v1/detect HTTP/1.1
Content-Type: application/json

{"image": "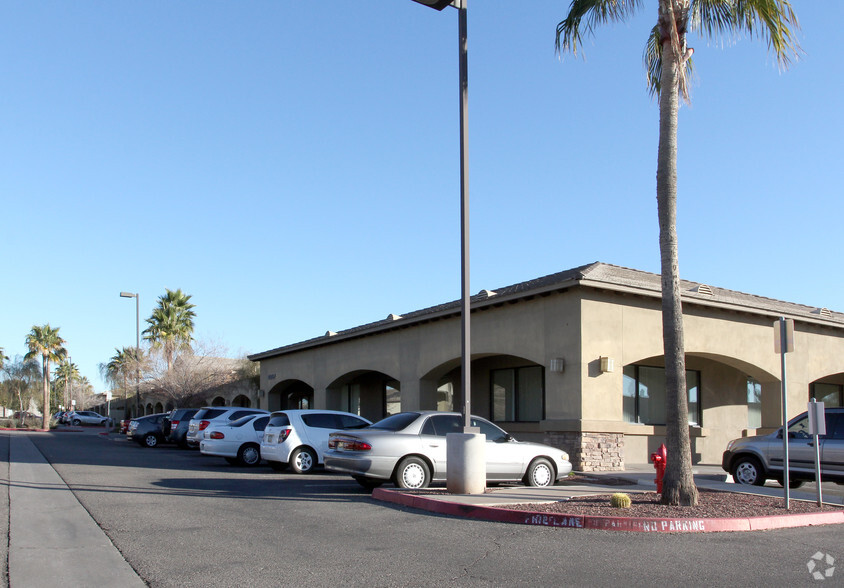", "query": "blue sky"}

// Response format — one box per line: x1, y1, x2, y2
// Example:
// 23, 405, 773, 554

2, 1, 841, 391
